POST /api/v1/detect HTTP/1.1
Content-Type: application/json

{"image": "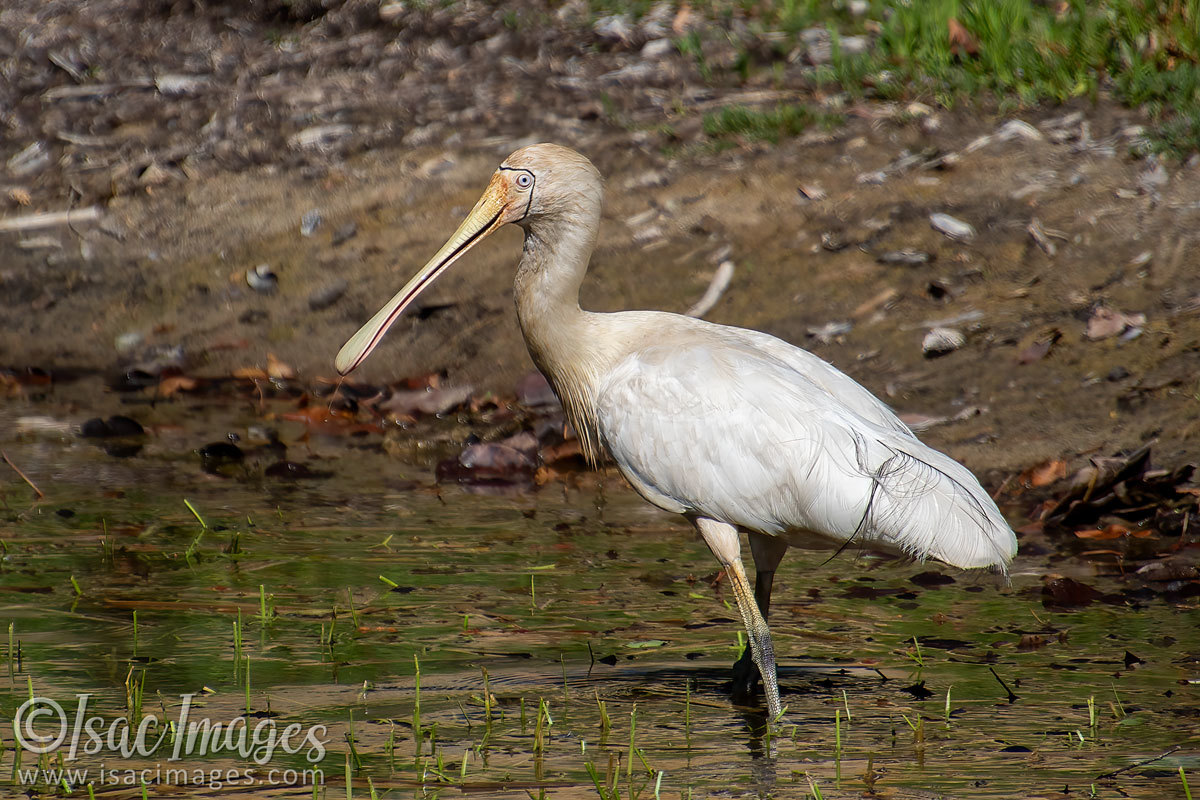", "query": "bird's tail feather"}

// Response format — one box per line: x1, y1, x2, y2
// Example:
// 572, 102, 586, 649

853, 435, 1017, 573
